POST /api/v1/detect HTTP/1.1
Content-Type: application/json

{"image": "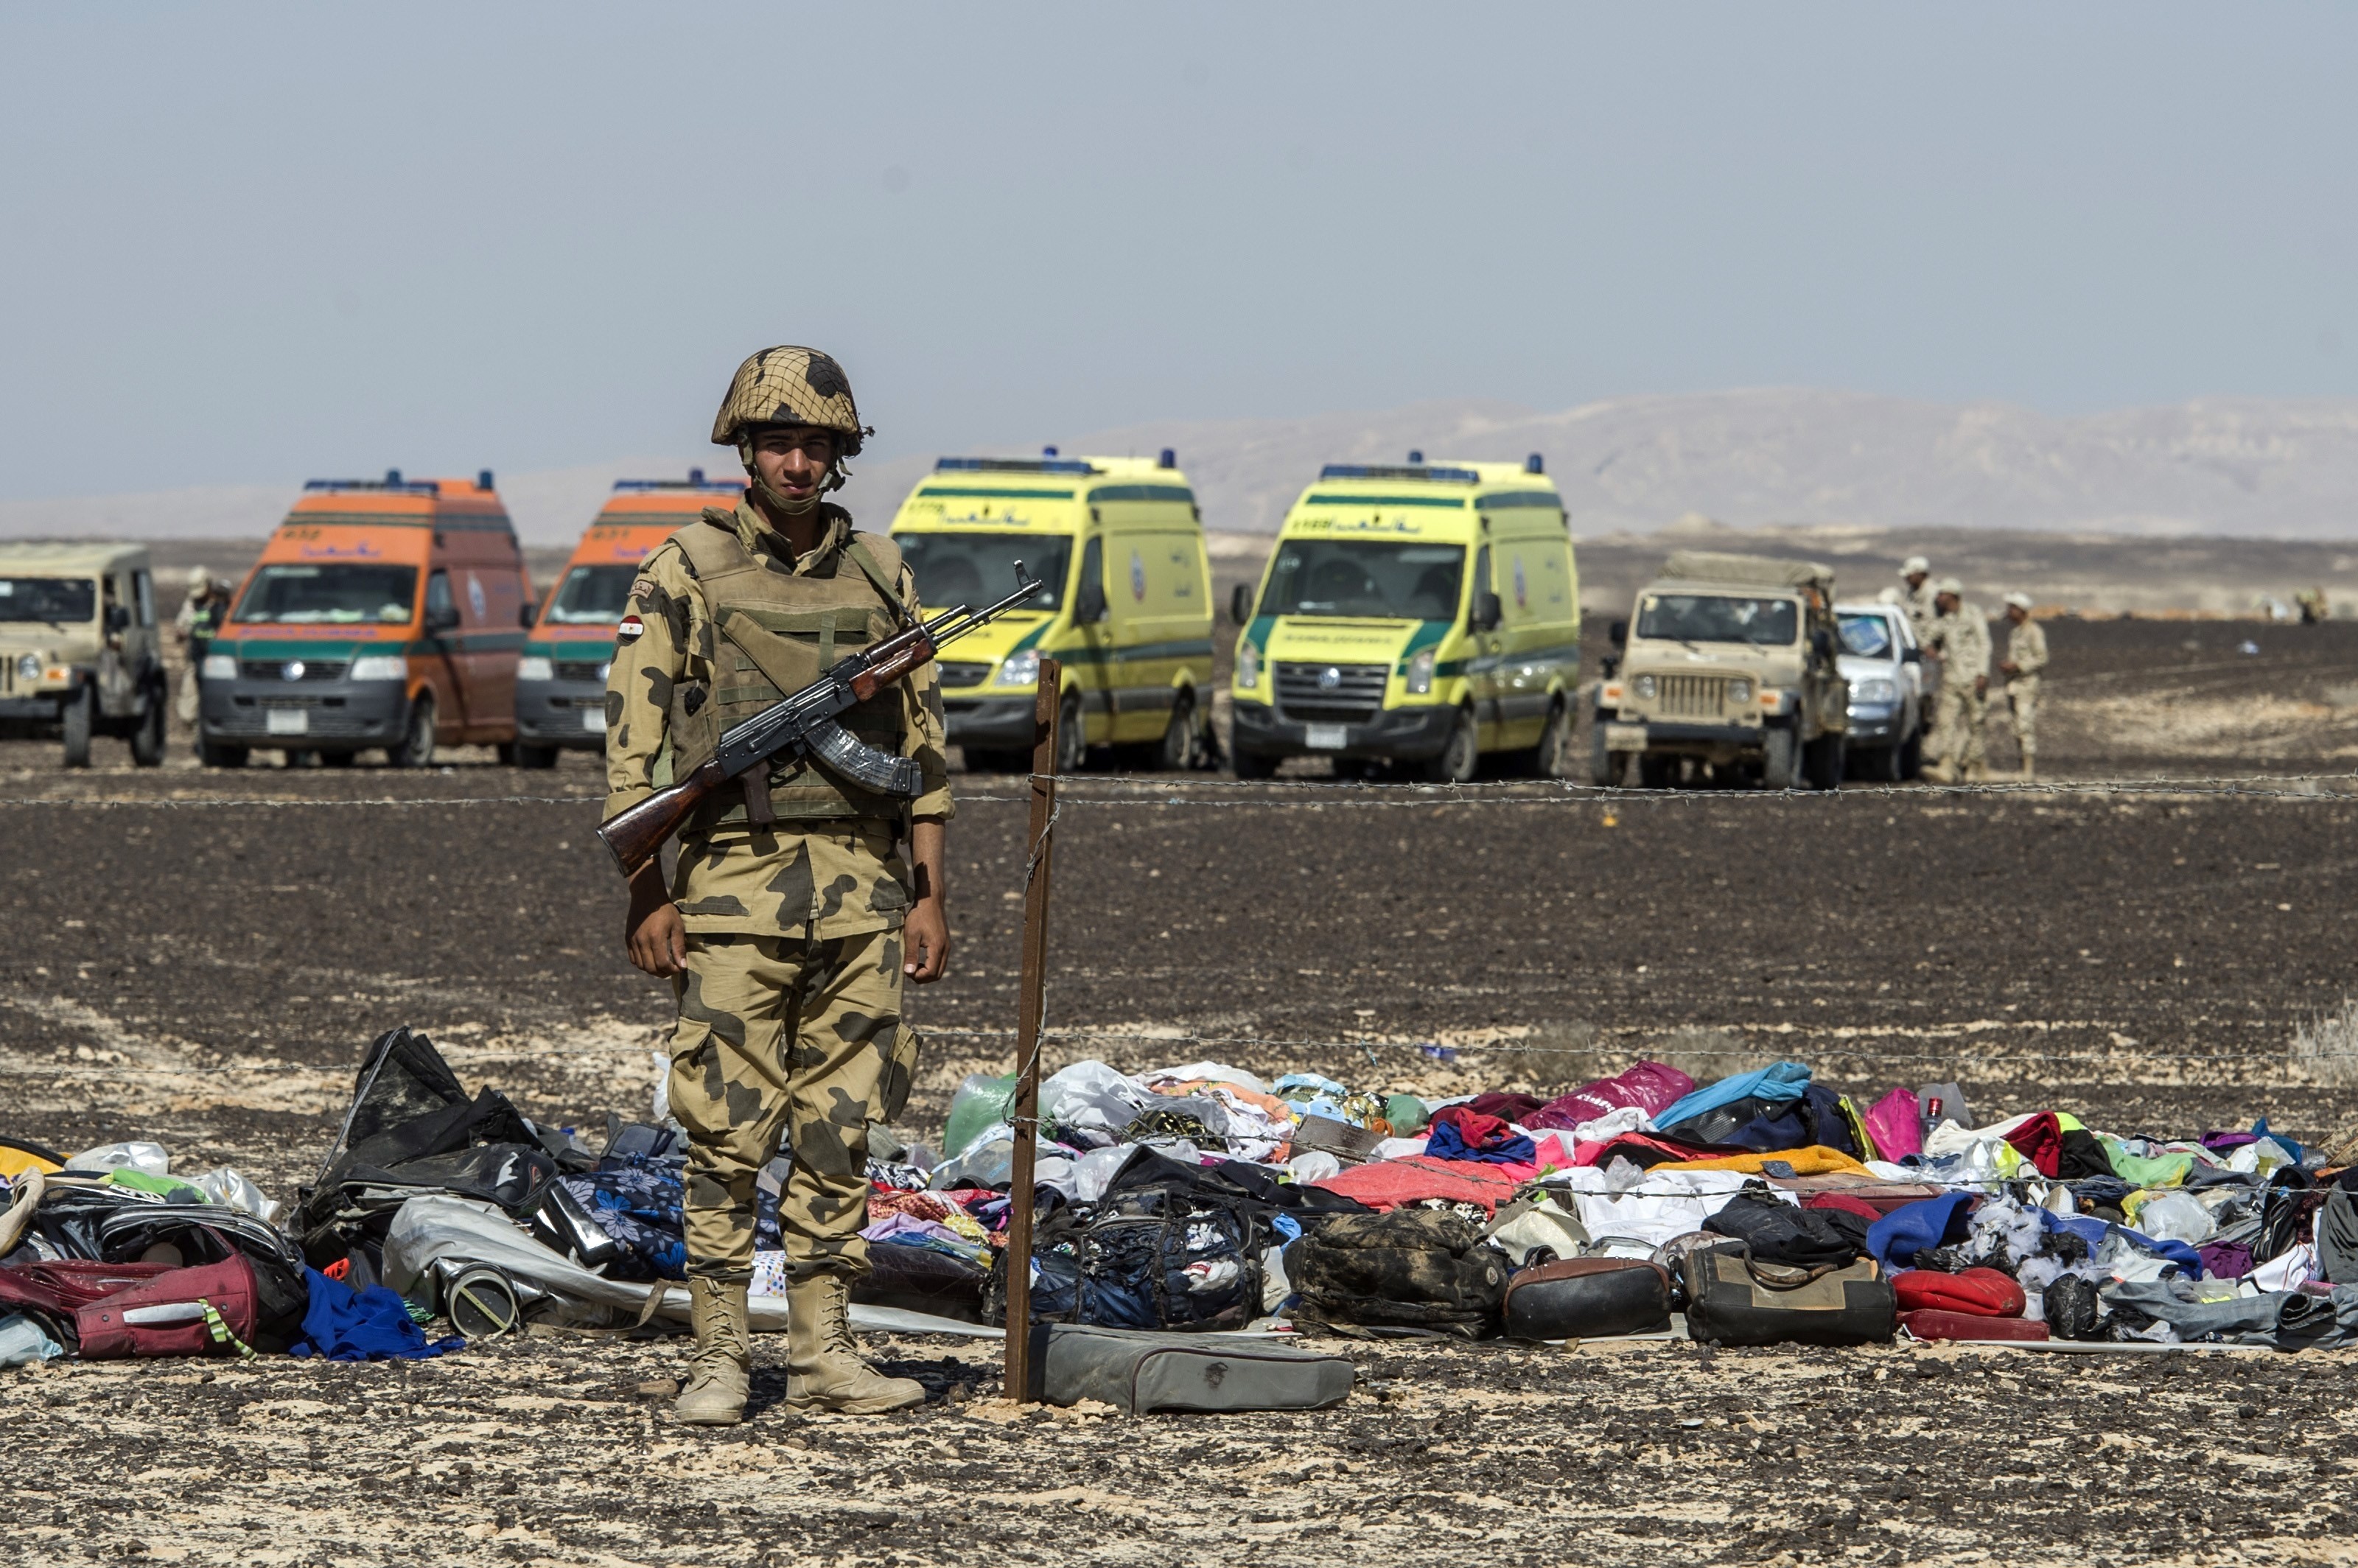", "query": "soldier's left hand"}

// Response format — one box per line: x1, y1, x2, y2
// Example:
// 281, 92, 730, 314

1974, 675, 1989, 697
904, 900, 951, 984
